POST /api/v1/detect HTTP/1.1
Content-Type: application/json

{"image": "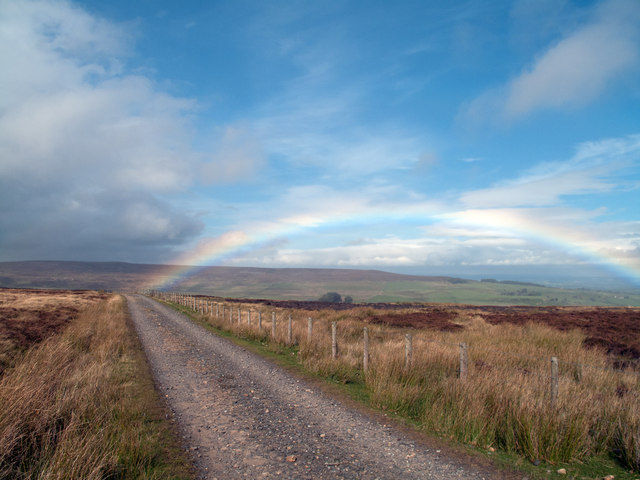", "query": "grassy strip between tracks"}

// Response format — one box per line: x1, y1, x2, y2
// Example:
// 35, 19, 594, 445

0, 295, 193, 479
164, 298, 640, 480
